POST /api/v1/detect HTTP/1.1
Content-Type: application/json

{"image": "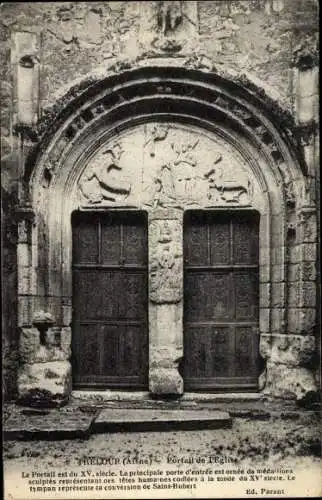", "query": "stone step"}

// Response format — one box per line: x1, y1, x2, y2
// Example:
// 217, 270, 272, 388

92, 409, 232, 433
3, 408, 95, 441
4, 407, 232, 440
